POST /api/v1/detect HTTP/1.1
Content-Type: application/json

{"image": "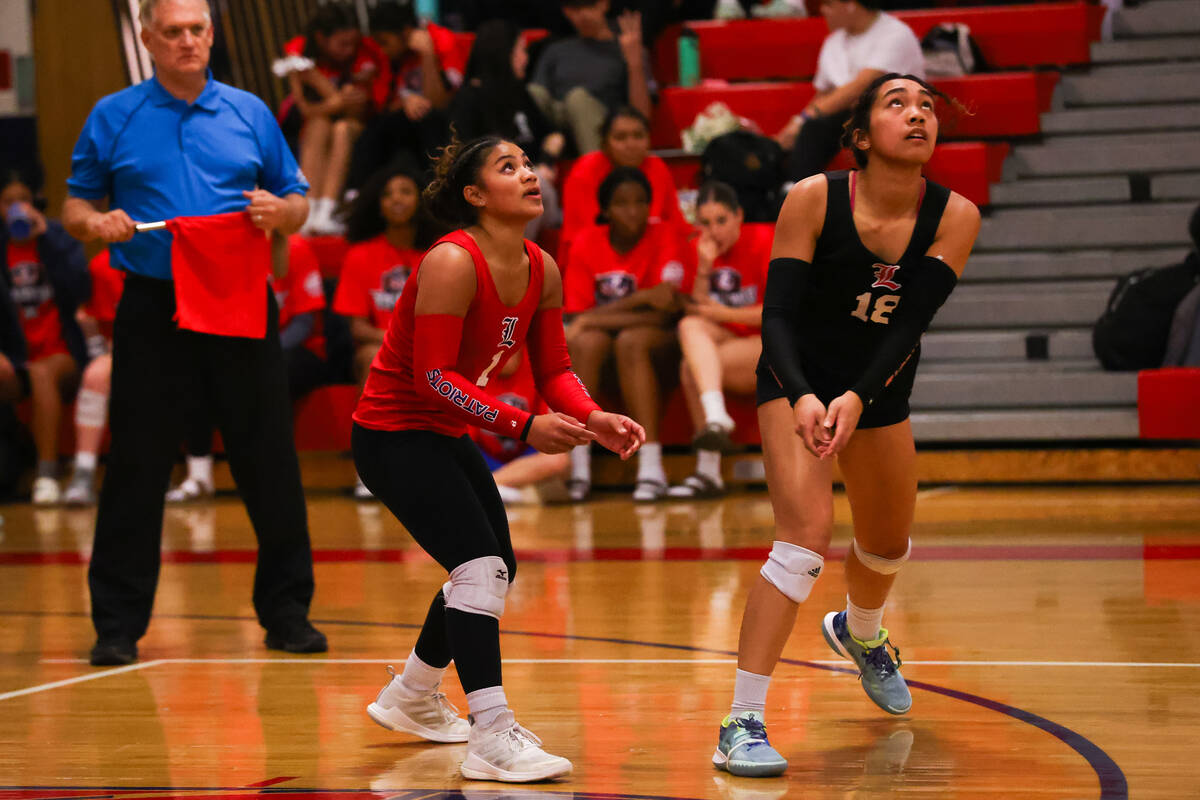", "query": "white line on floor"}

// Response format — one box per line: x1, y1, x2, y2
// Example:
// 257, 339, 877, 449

35, 657, 1200, 668
0, 660, 163, 702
